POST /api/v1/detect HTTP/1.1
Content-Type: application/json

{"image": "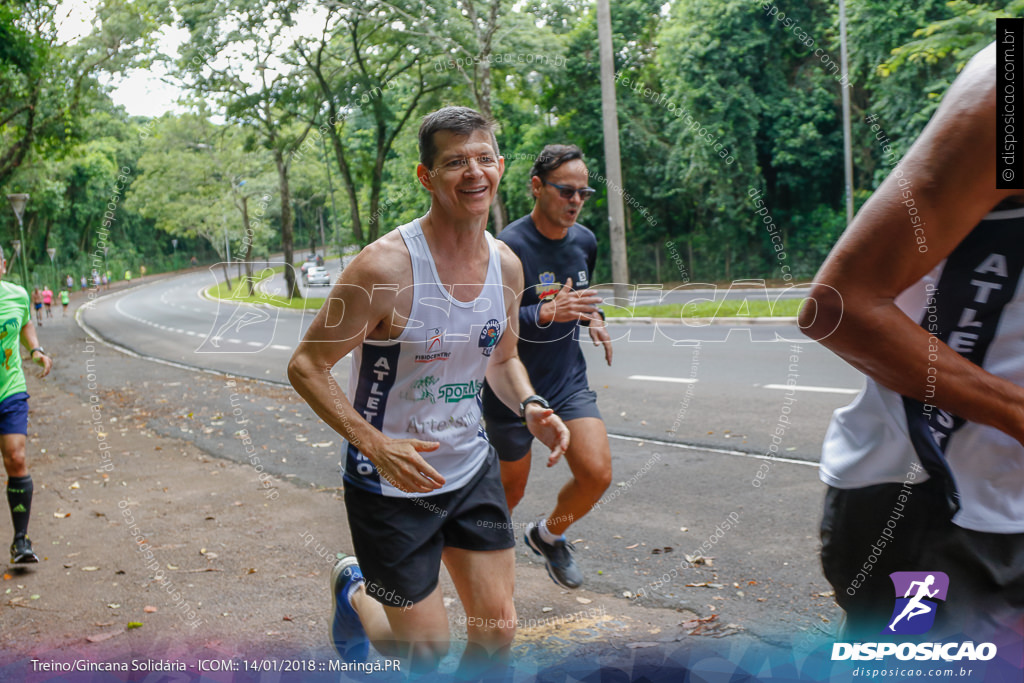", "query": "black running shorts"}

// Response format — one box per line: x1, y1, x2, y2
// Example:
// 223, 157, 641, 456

344, 447, 514, 608
821, 477, 1024, 642
485, 388, 601, 463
